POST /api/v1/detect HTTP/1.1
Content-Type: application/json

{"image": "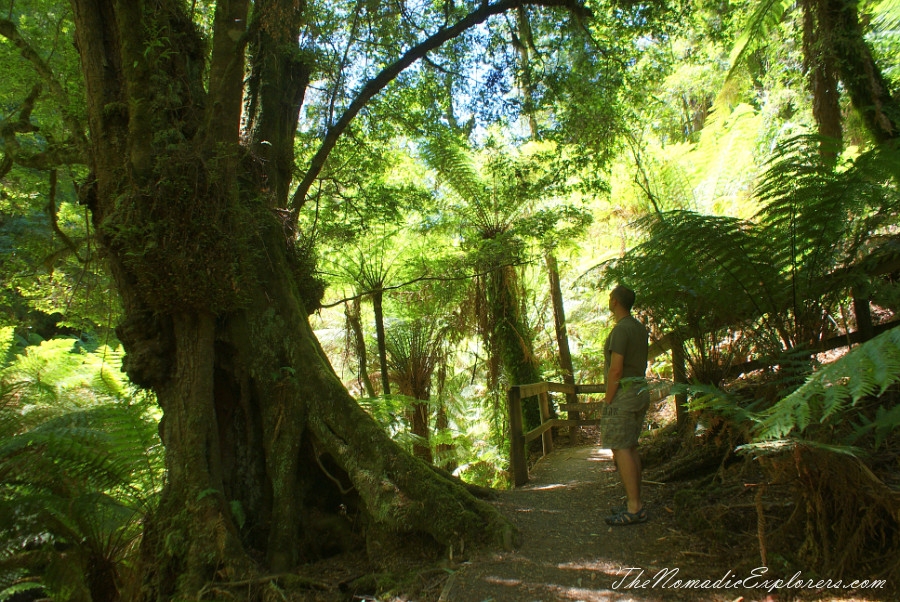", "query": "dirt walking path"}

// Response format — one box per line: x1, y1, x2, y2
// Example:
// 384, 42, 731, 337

438, 443, 859, 602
